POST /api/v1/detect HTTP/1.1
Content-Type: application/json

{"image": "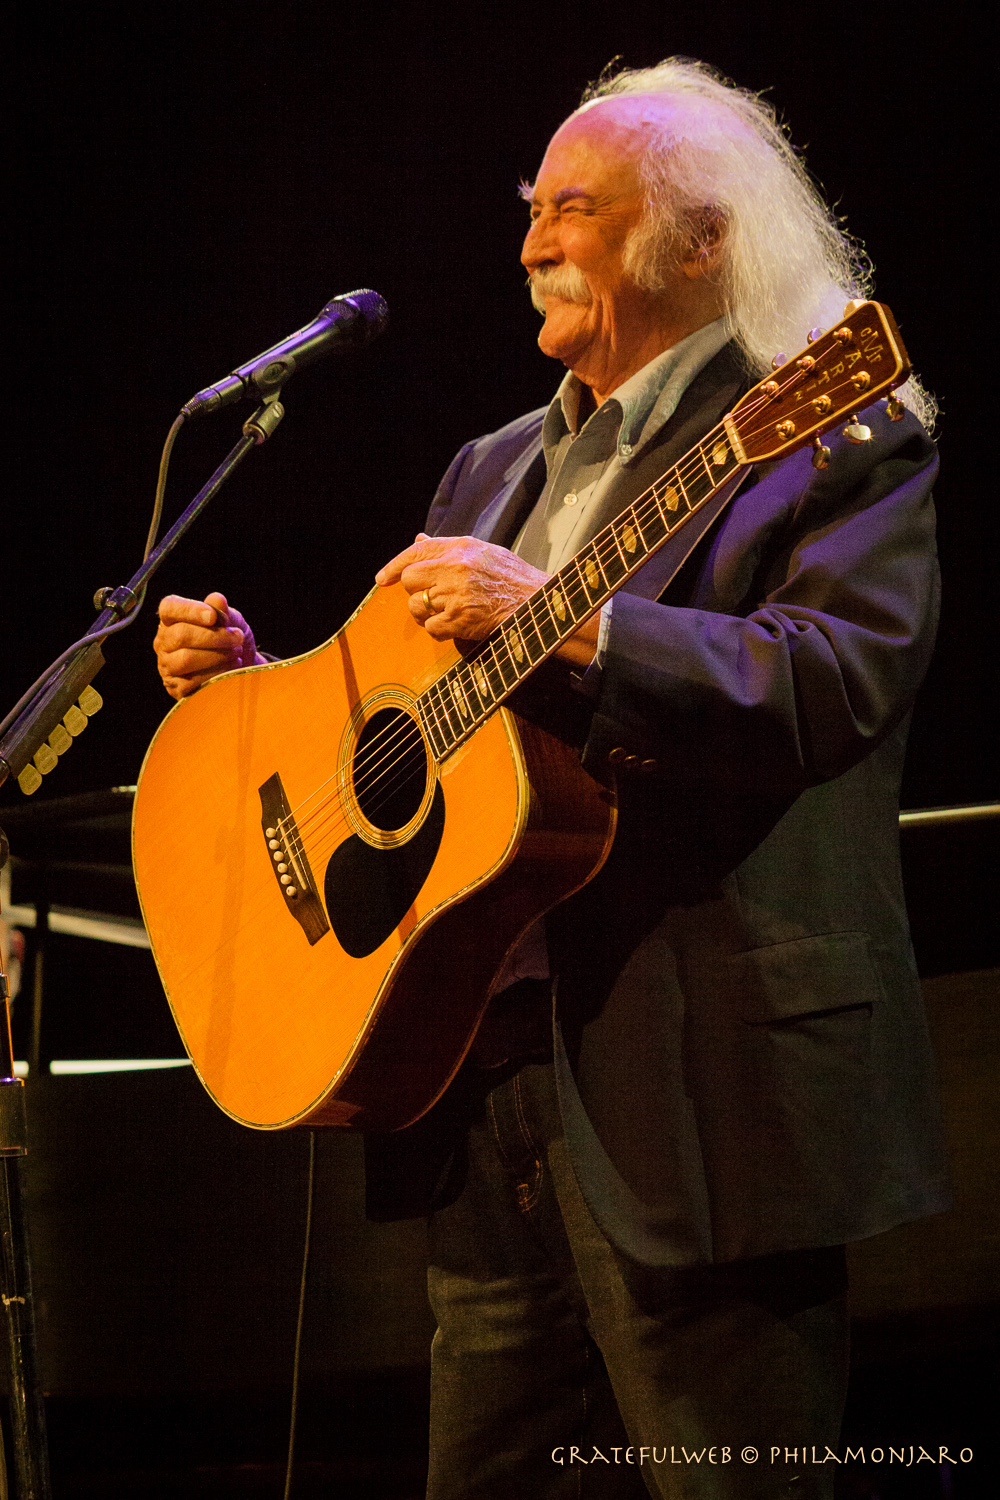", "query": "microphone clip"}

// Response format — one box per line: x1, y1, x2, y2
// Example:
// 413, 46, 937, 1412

242, 392, 285, 446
